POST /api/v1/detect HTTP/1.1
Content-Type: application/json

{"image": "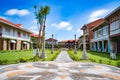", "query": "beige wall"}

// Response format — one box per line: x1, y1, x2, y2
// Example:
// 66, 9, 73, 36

16, 40, 21, 50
